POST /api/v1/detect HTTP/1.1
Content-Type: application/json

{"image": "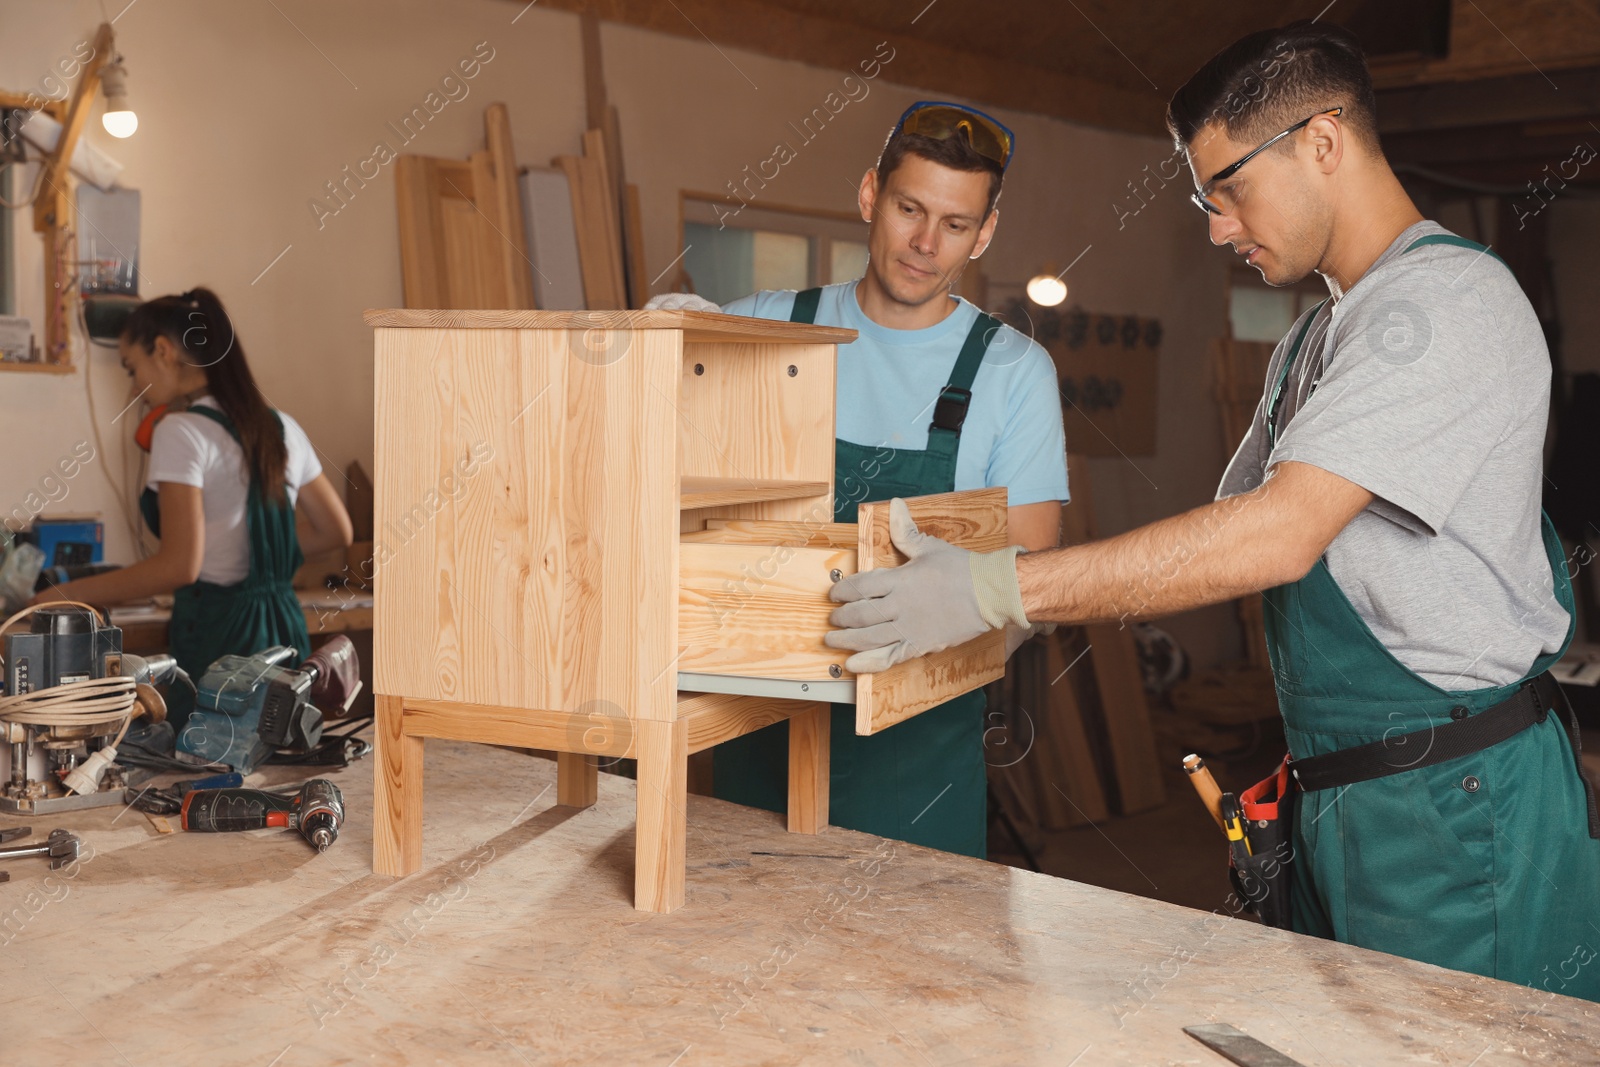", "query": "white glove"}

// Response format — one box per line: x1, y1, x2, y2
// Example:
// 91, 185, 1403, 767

644, 293, 722, 313
1005, 621, 1057, 659
826, 498, 1028, 673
